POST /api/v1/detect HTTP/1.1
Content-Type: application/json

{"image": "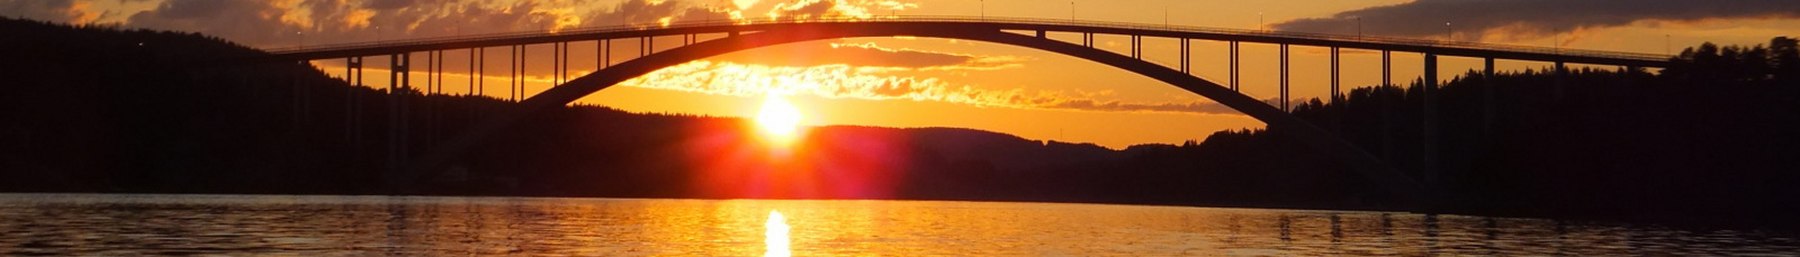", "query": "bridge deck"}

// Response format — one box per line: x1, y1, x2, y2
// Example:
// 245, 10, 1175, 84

265, 16, 1670, 68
